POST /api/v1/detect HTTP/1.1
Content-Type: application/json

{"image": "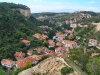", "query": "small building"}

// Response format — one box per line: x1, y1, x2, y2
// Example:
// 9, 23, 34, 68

14, 52, 25, 60
33, 33, 41, 39
22, 39, 30, 46
89, 38, 98, 46
55, 47, 66, 54
41, 34, 48, 40
1, 59, 15, 70
91, 53, 99, 57
56, 42, 62, 47
56, 32, 65, 39
27, 50, 33, 56
48, 40, 55, 48
63, 40, 77, 49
